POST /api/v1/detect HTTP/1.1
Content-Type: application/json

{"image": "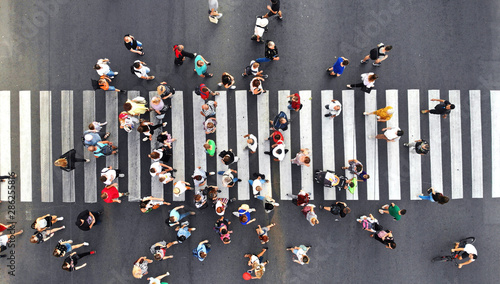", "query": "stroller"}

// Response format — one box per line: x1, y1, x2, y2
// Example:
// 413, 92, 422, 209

251, 16, 269, 43
314, 170, 339, 188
